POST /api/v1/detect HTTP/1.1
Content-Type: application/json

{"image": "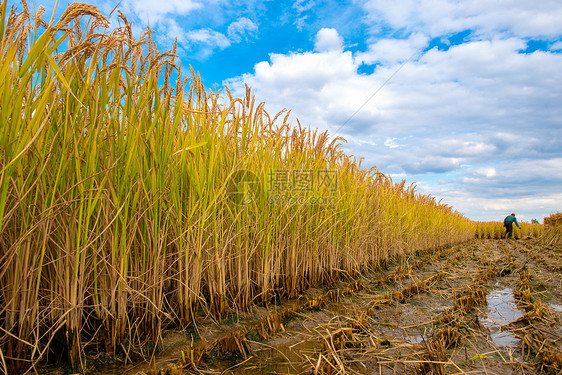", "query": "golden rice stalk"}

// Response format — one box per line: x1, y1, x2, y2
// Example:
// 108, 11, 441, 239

0, 0, 476, 371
